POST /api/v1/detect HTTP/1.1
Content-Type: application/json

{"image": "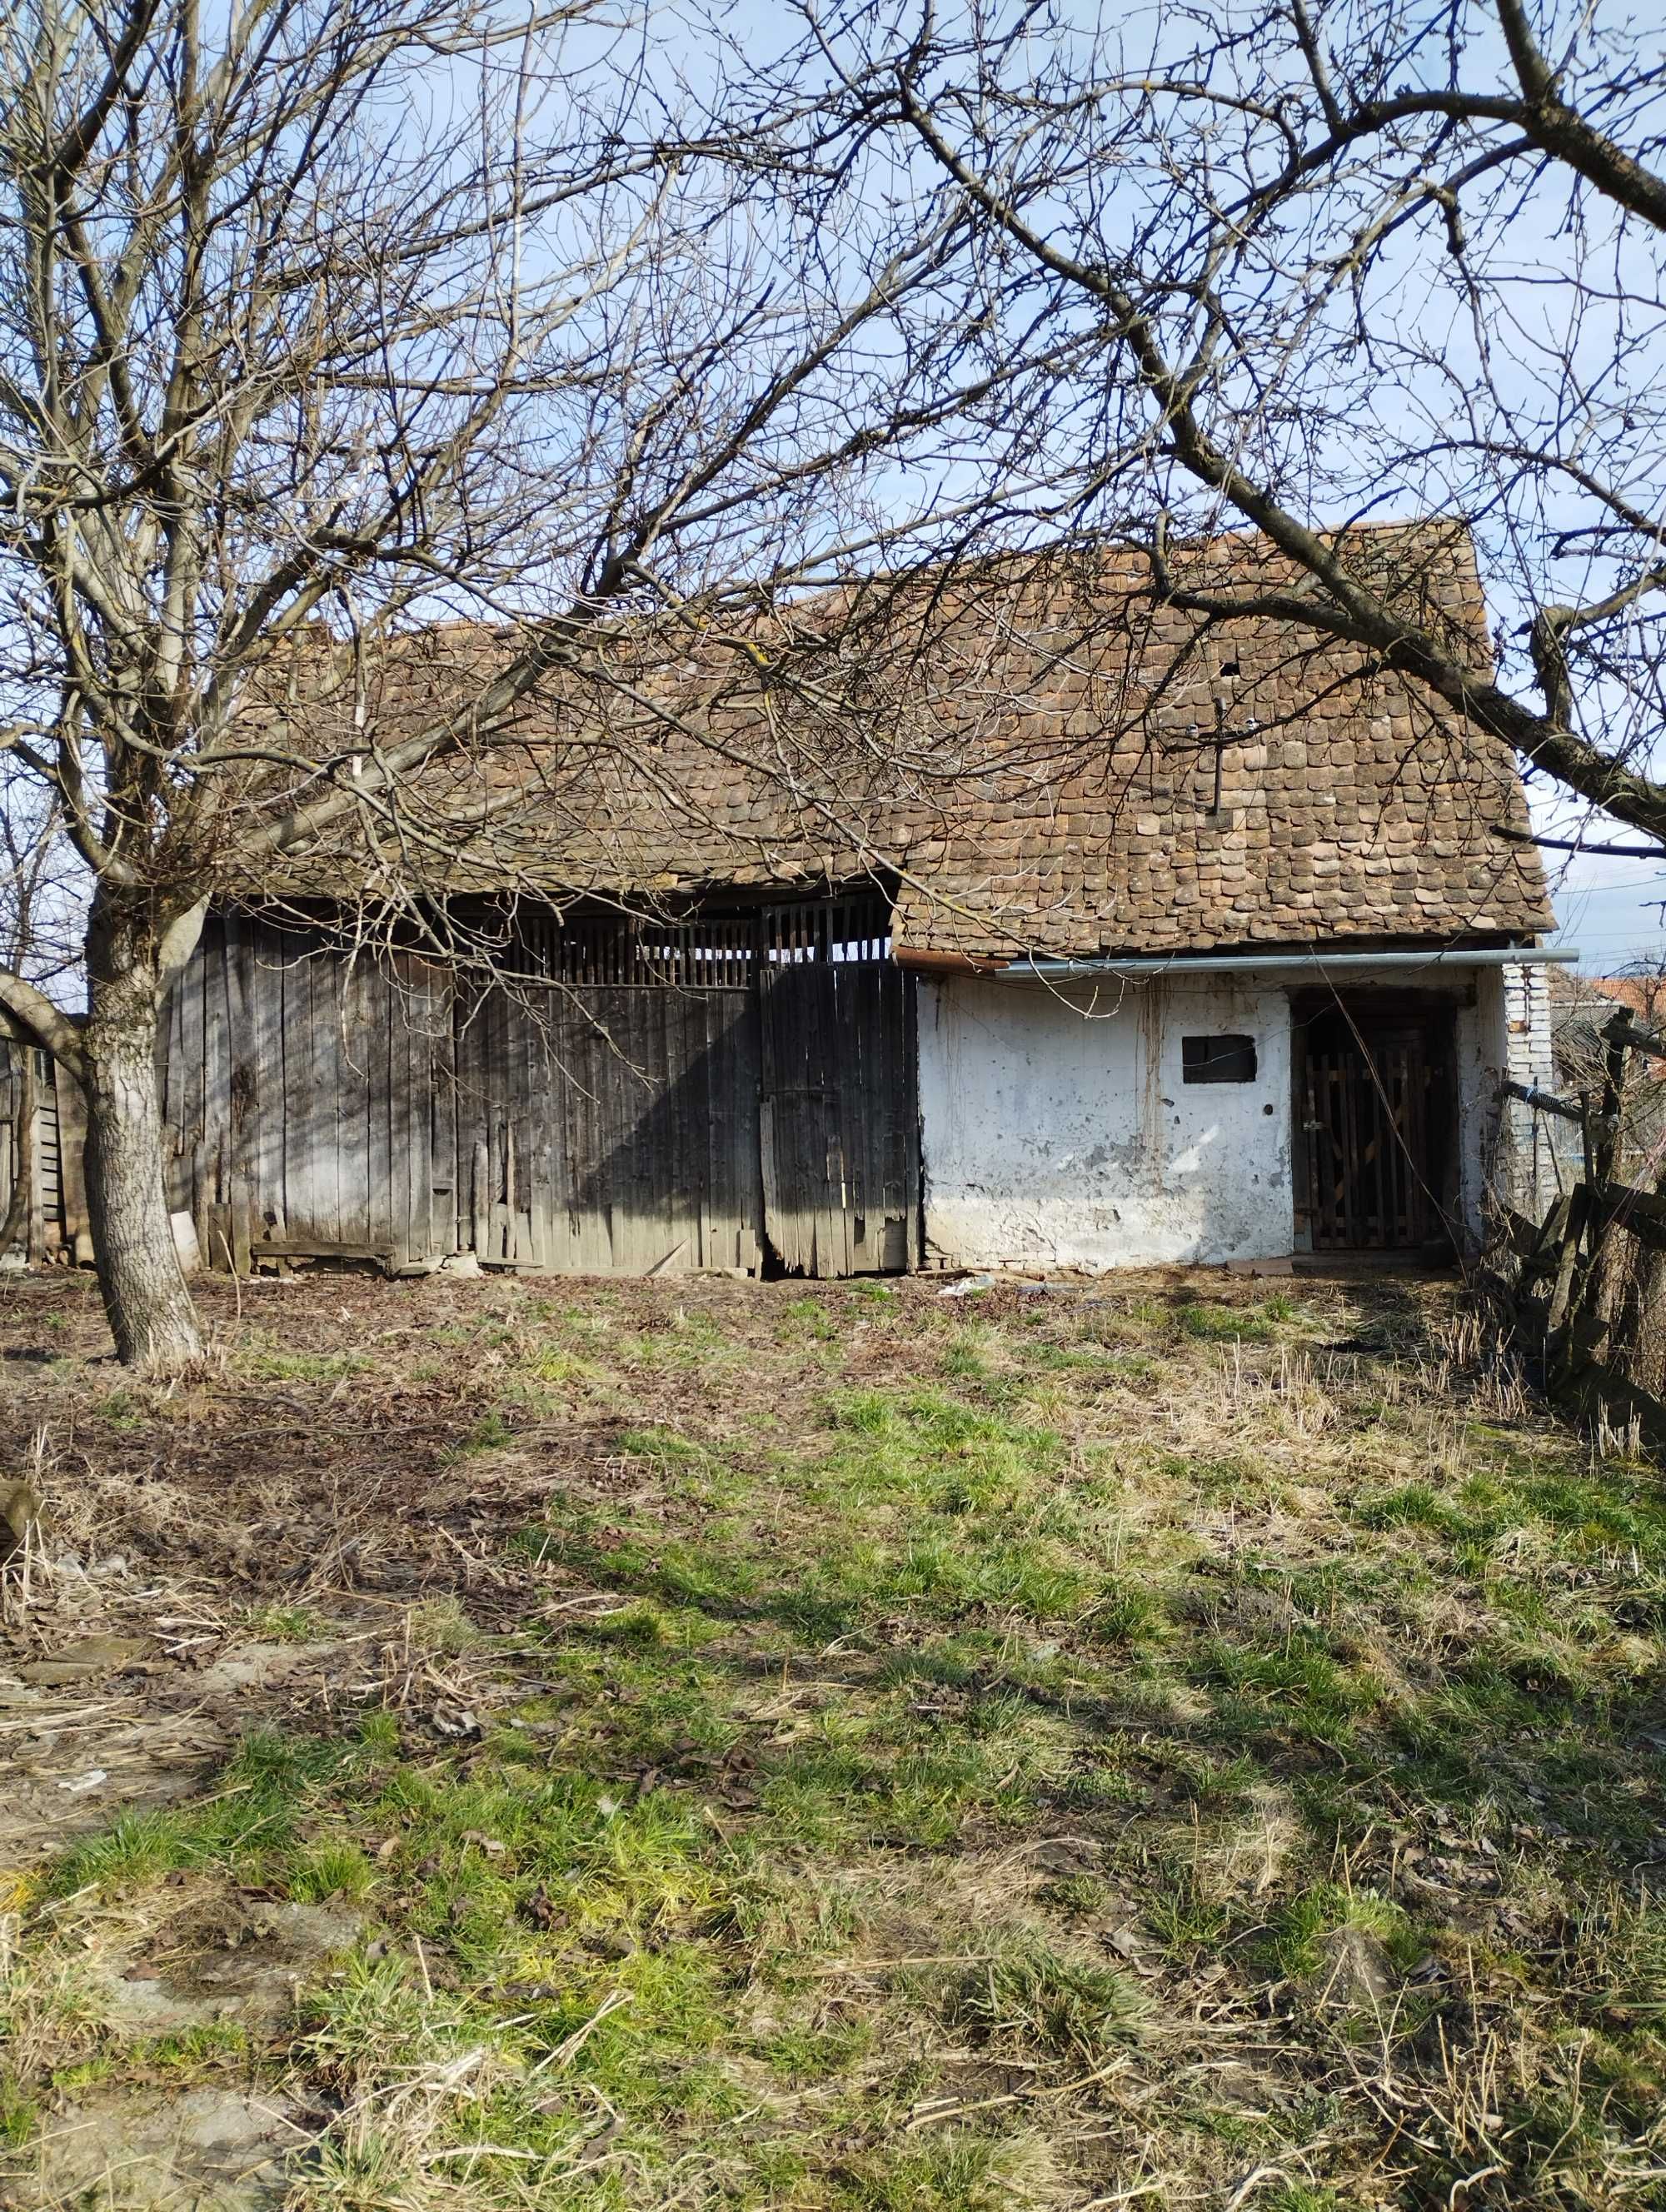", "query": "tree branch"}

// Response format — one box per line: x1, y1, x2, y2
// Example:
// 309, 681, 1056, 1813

0, 969, 85, 1084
